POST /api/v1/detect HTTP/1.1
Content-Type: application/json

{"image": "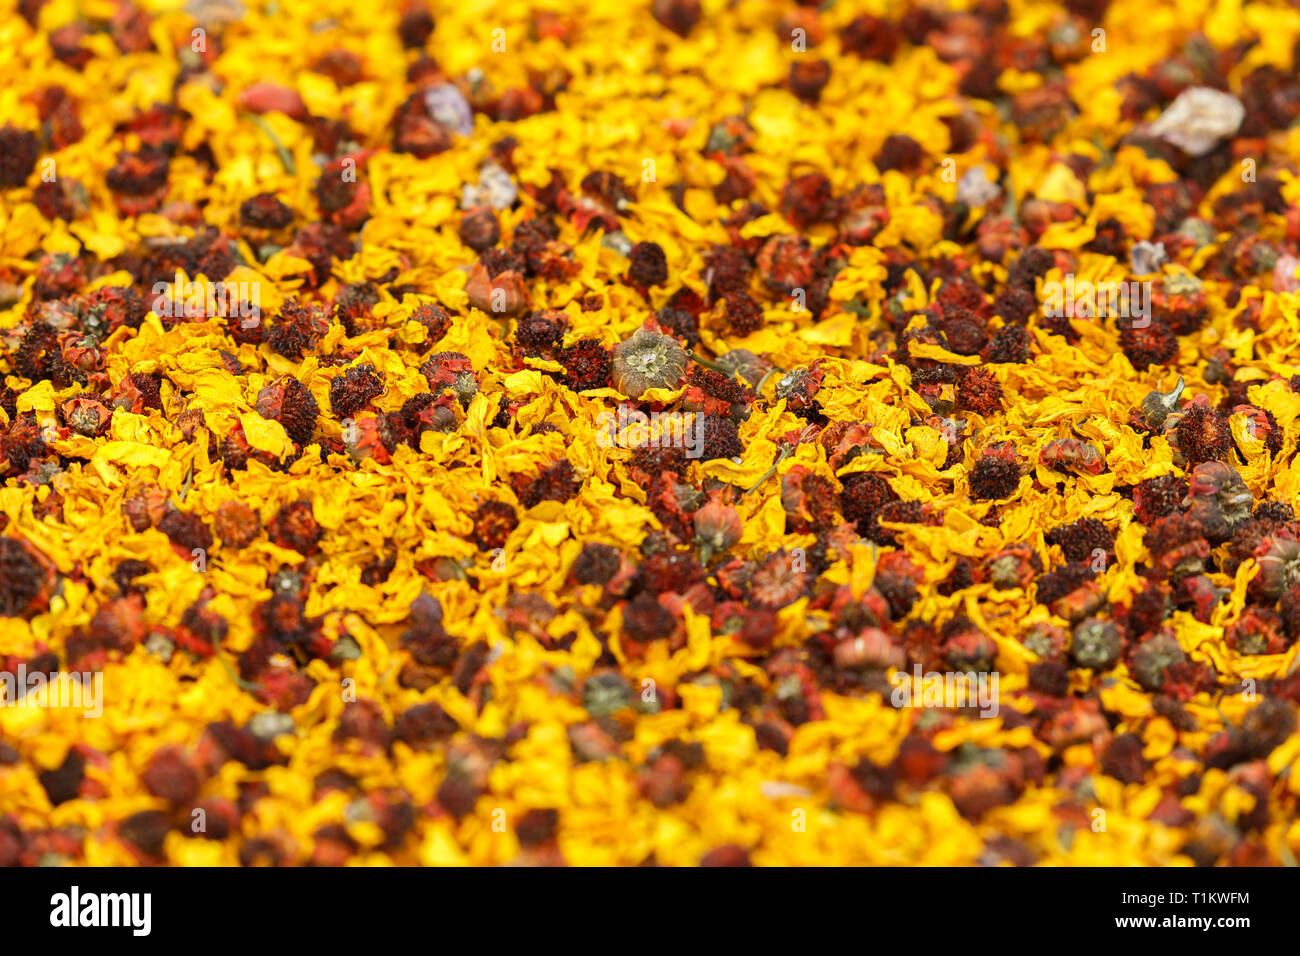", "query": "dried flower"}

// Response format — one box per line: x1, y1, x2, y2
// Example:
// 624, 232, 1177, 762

1149, 87, 1245, 156
329, 365, 384, 418
1071, 618, 1121, 671
611, 329, 687, 399
256, 376, 319, 445
1182, 461, 1253, 542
